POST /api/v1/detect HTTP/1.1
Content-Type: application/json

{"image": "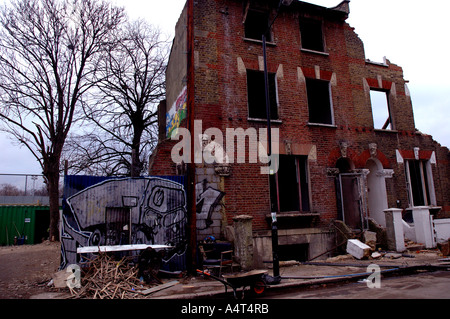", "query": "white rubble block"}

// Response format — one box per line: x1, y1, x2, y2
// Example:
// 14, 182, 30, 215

346, 239, 372, 260
371, 251, 382, 259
